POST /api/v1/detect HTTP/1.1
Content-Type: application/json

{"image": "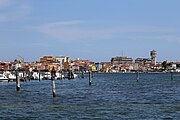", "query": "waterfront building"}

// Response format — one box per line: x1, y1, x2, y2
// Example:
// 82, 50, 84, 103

150, 50, 157, 65
135, 58, 152, 64
94, 63, 101, 72
100, 62, 111, 72
168, 62, 177, 70
71, 64, 79, 72
73, 59, 94, 71
133, 63, 139, 71
39, 56, 71, 71
92, 65, 98, 72
29, 62, 37, 70
111, 56, 133, 65
0, 62, 12, 71
134, 58, 152, 72
48, 63, 59, 71
40, 56, 56, 63
55, 56, 71, 71
55, 56, 71, 64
